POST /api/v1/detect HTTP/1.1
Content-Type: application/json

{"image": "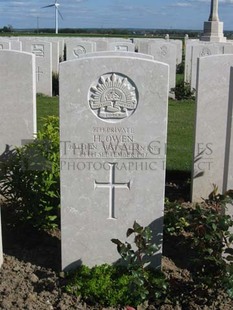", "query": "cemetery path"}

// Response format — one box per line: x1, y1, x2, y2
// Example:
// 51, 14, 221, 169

1, 202, 233, 310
